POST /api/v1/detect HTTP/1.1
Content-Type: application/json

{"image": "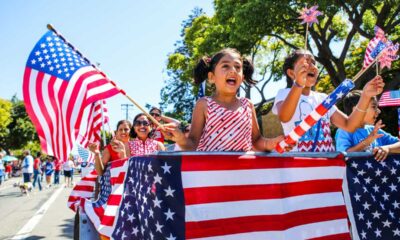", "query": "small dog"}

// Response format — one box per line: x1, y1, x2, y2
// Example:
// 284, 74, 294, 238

16, 182, 32, 196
